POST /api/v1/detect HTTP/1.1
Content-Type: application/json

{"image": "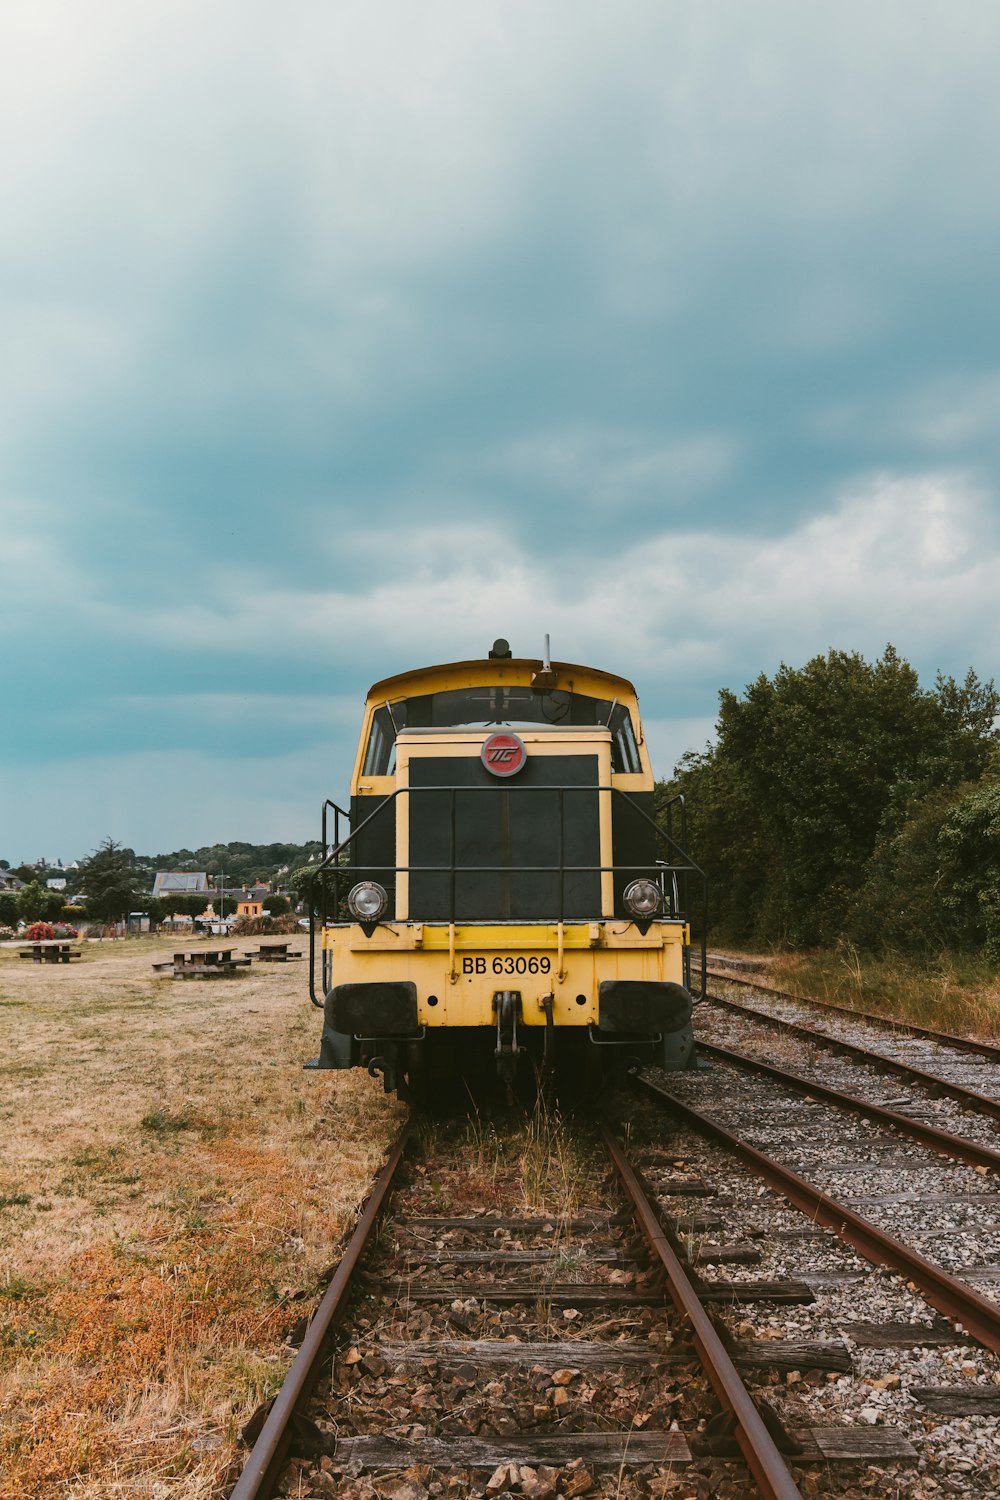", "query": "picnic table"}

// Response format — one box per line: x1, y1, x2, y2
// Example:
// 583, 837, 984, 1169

19, 941, 82, 964
151, 947, 252, 979
242, 941, 303, 963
